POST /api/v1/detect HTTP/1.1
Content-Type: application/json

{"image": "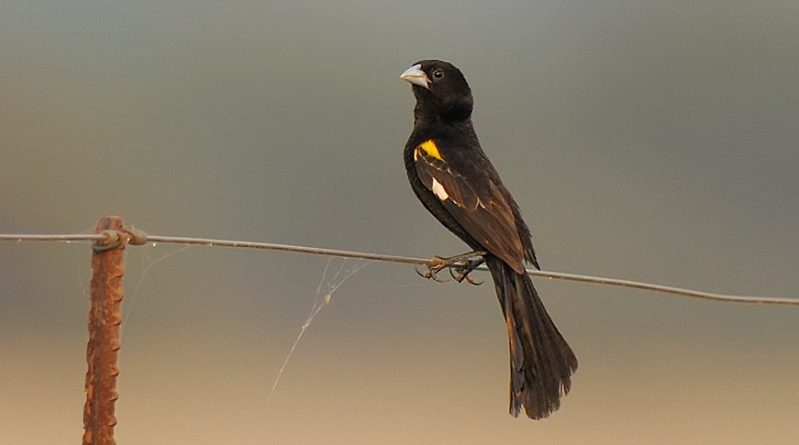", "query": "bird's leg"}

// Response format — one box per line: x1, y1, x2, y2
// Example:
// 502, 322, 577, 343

449, 256, 485, 285
415, 250, 486, 284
